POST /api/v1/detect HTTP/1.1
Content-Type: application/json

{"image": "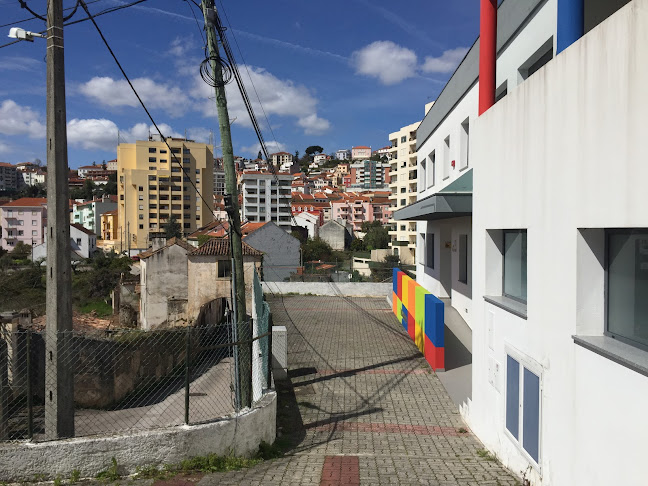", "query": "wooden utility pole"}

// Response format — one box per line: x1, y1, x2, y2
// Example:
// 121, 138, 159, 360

201, 0, 251, 408
45, 0, 74, 439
